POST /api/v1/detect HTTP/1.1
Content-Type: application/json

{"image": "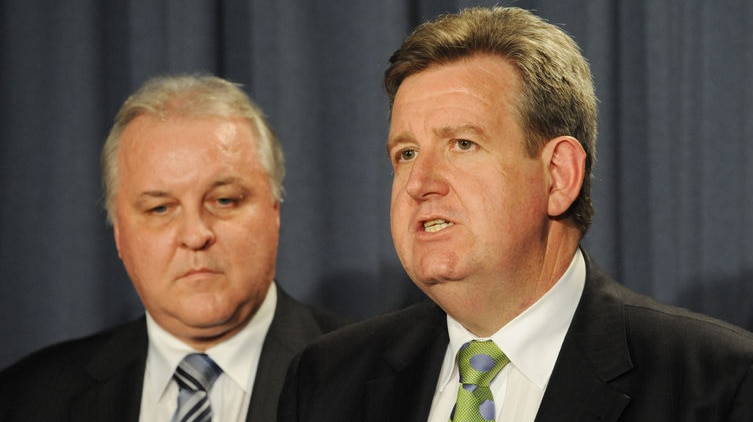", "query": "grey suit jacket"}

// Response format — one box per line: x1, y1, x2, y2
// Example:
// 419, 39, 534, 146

0, 286, 348, 421
279, 252, 753, 421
